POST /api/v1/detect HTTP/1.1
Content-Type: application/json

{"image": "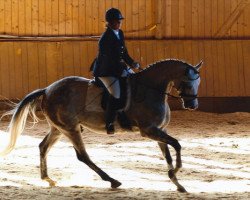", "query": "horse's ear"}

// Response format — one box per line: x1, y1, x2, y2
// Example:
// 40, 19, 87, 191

195, 61, 203, 71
